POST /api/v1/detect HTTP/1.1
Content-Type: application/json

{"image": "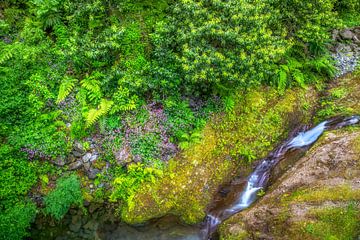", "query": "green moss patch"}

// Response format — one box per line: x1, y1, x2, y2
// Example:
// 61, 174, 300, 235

302, 204, 360, 240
